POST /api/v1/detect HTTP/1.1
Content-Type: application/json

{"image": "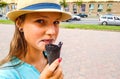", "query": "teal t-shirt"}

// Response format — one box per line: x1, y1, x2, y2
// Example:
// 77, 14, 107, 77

0, 57, 40, 79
